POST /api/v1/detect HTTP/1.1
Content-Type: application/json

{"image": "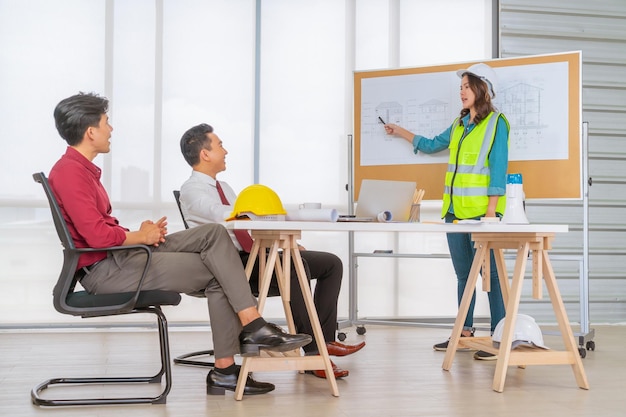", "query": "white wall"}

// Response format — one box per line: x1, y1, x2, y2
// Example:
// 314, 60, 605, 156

0, 0, 494, 326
